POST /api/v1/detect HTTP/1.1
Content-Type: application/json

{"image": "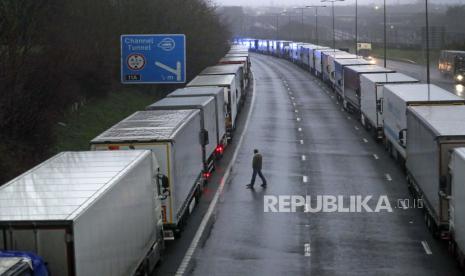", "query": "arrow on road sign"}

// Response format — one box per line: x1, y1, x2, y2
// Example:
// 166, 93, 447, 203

155, 61, 182, 81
